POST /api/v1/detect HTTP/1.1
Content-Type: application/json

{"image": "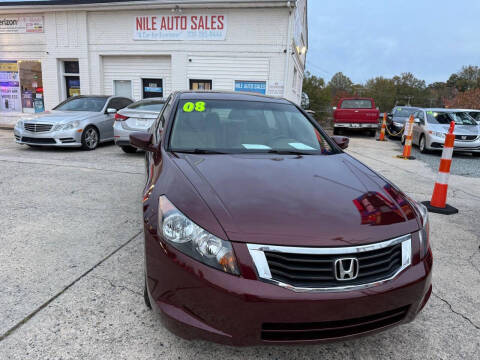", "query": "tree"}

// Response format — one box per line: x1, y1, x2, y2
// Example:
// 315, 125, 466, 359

445, 88, 480, 109
363, 77, 396, 112
328, 72, 353, 101
302, 71, 331, 118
